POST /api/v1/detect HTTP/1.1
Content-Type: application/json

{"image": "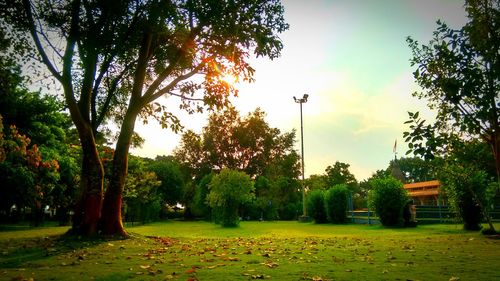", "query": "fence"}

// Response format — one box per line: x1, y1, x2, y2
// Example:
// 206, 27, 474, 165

347, 205, 500, 225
